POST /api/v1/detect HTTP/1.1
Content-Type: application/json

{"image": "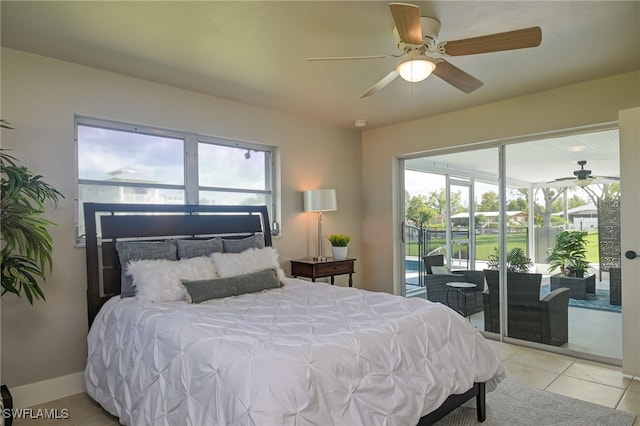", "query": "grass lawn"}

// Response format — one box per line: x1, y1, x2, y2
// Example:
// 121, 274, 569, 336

406, 230, 600, 263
